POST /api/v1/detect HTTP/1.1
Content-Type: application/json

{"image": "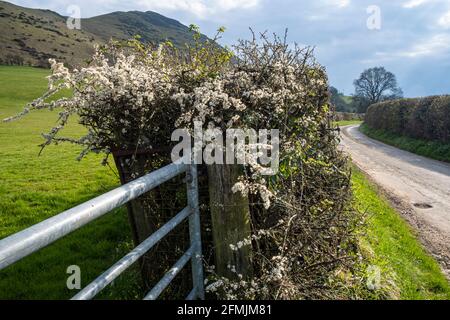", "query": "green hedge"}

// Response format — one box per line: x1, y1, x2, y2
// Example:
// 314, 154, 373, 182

365, 96, 450, 143
360, 124, 450, 163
